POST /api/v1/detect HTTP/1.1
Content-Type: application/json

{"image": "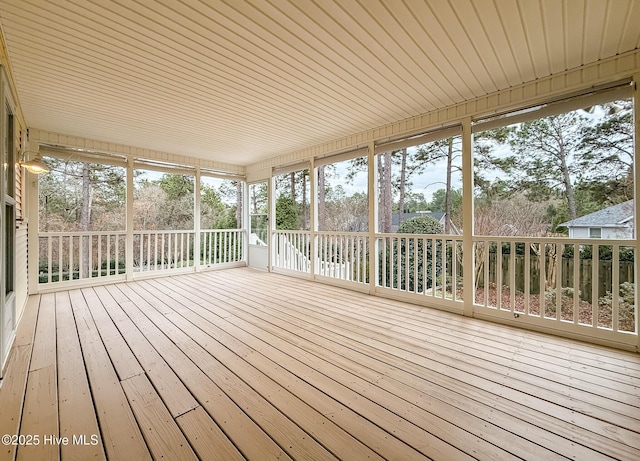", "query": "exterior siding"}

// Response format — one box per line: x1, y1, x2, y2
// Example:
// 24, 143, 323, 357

568, 227, 633, 239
